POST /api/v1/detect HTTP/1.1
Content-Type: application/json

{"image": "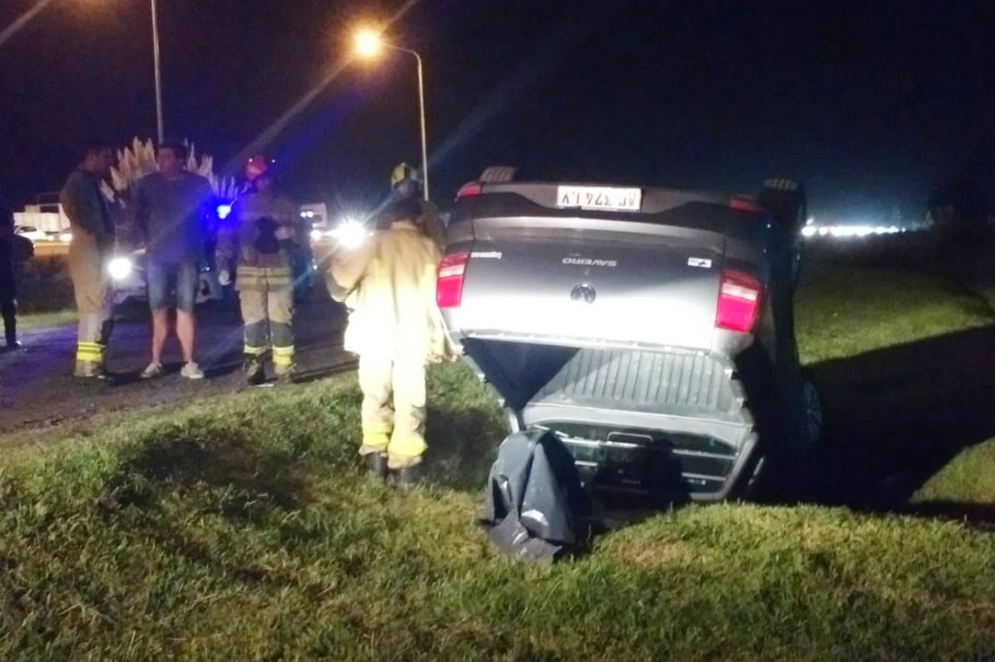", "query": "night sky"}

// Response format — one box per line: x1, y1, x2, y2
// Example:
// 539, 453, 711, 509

1, 0, 992, 222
